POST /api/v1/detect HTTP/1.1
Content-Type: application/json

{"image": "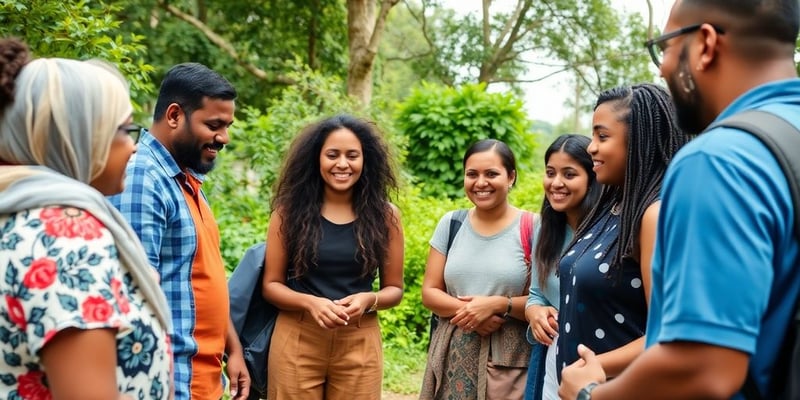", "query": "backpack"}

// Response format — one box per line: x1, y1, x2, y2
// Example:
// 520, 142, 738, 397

428, 209, 537, 338
706, 110, 800, 400
228, 242, 278, 400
